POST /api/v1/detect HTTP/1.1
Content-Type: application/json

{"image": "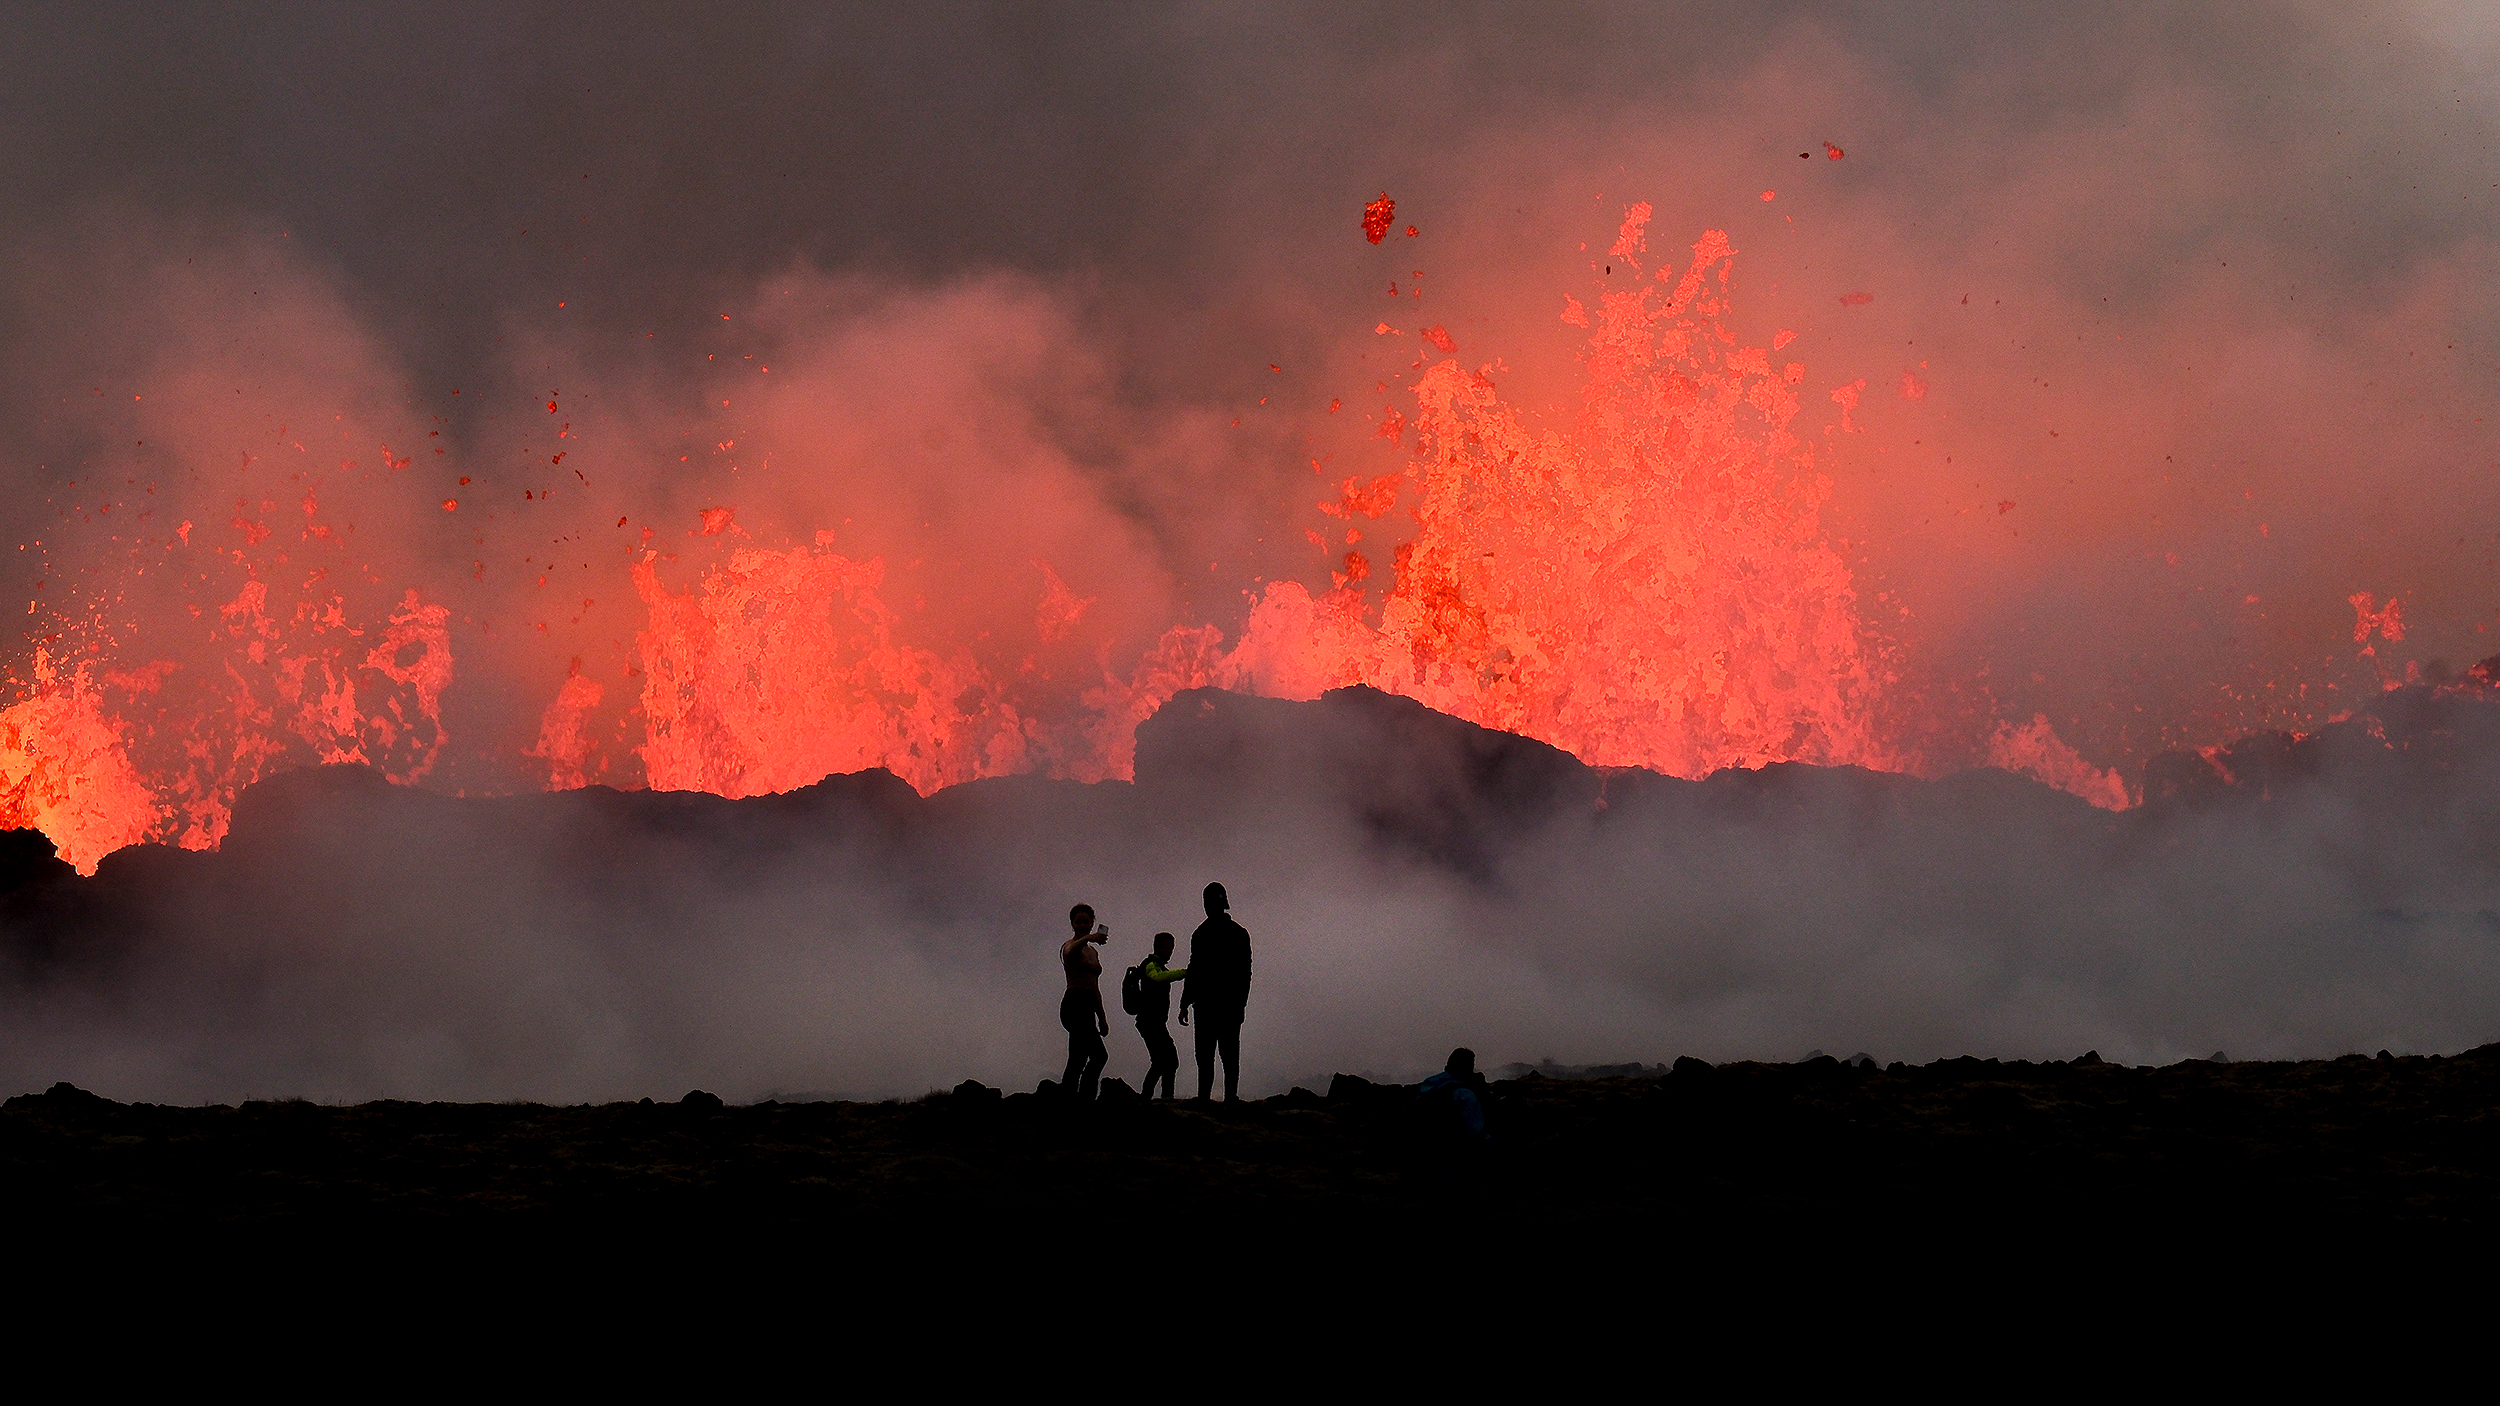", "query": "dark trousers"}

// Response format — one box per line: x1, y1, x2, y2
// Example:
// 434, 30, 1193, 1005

1137, 1018, 1179, 1099
1061, 993, 1106, 1101
1194, 1011, 1242, 1100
